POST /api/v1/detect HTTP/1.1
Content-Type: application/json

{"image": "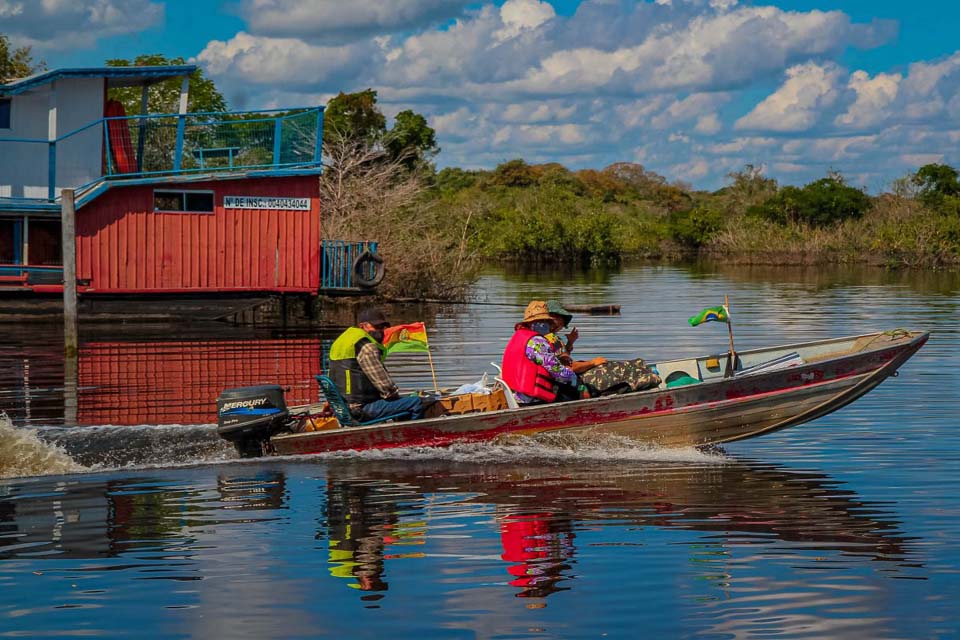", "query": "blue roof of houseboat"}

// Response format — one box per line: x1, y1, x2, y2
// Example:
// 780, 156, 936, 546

0, 65, 198, 95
